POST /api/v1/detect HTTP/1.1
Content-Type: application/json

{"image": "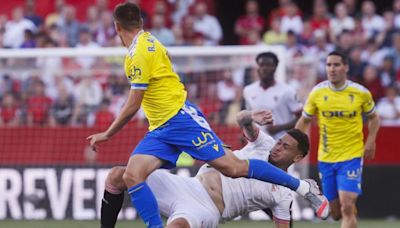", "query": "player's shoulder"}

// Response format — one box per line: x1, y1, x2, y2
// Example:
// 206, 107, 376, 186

309, 80, 330, 94
346, 80, 371, 94
243, 81, 260, 95
244, 81, 259, 90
